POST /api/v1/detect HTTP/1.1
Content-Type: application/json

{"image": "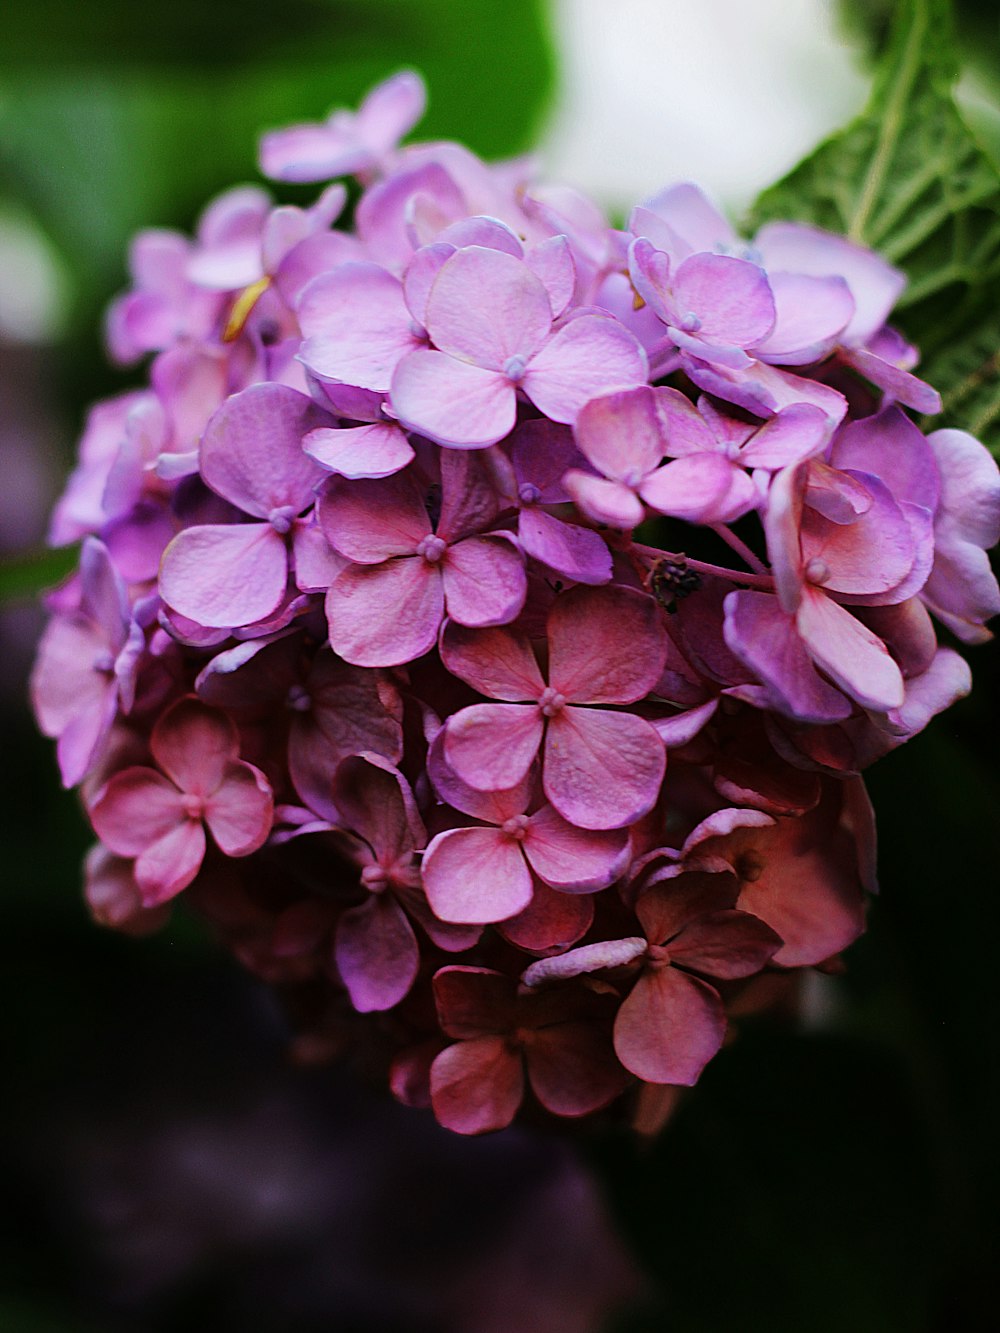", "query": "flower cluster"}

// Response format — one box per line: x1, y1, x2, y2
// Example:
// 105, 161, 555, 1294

33, 73, 1000, 1134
